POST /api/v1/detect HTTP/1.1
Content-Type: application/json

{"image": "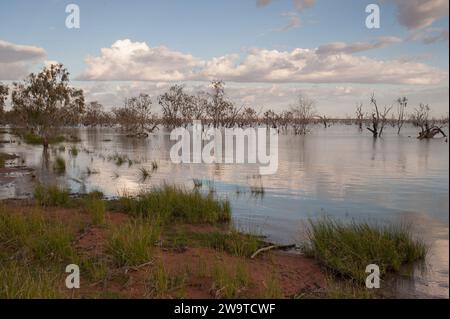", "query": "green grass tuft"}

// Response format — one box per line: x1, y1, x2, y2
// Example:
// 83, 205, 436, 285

117, 184, 231, 224
69, 145, 78, 157
303, 218, 427, 283
106, 219, 160, 267
147, 260, 187, 298
83, 195, 106, 225
211, 263, 250, 299
34, 184, 70, 207
0, 209, 76, 263
0, 261, 62, 298
53, 156, 66, 174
